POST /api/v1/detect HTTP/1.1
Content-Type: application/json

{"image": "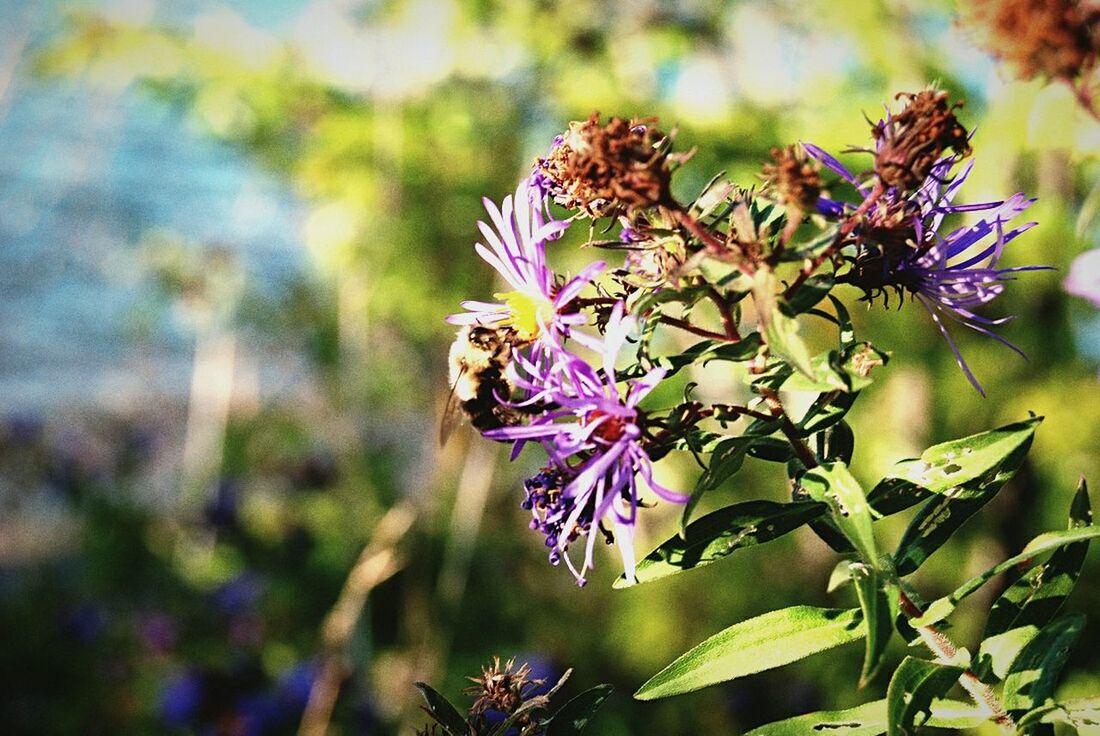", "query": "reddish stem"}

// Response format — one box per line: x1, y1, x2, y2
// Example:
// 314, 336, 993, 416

658, 315, 736, 342
706, 287, 741, 342
676, 208, 757, 276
